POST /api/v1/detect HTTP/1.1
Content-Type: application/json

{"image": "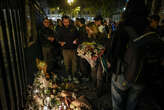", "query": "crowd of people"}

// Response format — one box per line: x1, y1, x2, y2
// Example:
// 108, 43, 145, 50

38, 0, 164, 110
